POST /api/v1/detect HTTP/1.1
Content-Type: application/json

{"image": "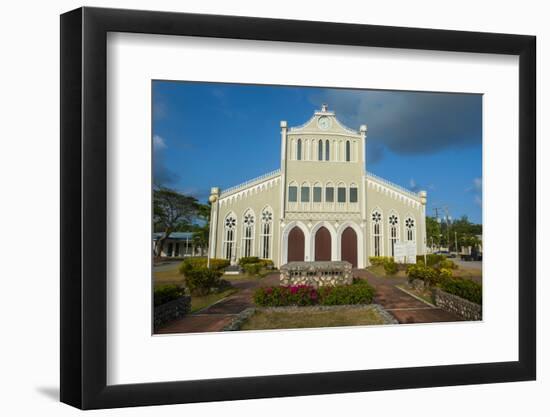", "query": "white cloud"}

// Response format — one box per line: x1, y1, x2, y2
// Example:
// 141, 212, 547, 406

153, 134, 166, 150
473, 177, 482, 191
